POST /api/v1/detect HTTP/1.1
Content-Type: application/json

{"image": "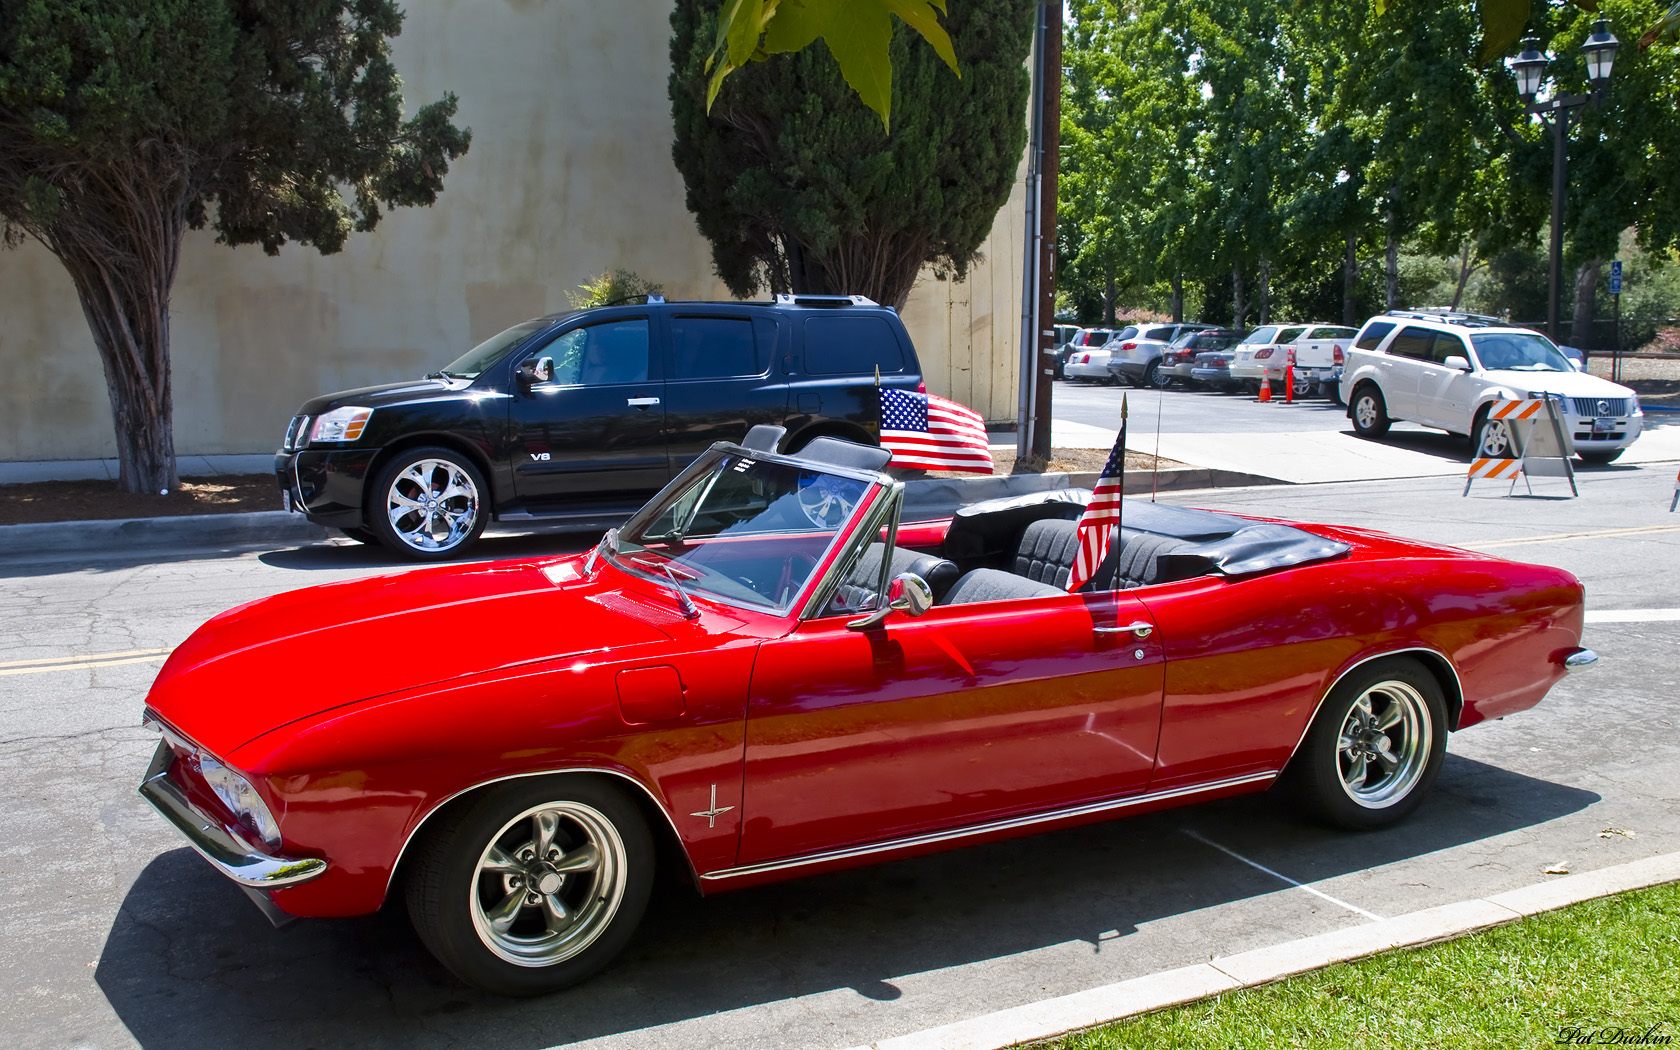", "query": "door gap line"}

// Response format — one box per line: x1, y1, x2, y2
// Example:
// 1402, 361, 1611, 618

1182, 828, 1384, 922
